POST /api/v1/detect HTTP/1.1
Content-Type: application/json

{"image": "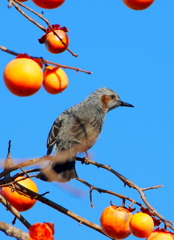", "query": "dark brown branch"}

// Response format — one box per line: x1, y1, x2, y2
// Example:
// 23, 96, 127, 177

11, 184, 107, 236
0, 169, 40, 187
77, 157, 135, 187
0, 46, 92, 74
77, 178, 142, 209
0, 194, 31, 229
4, 141, 14, 176
0, 221, 29, 240
0, 145, 172, 231
7, 140, 11, 158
